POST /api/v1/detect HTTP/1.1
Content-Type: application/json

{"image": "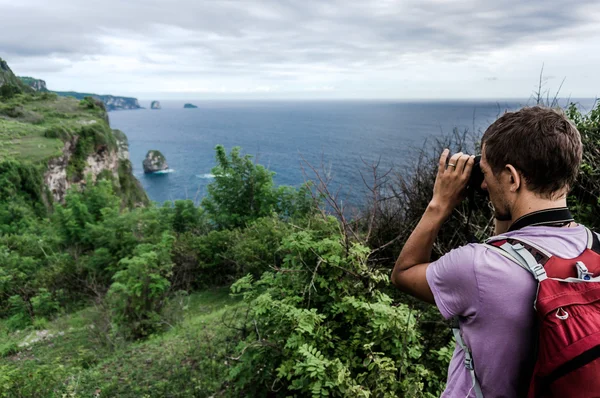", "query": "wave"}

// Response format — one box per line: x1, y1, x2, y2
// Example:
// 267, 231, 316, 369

196, 173, 215, 179
152, 169, 175, 174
